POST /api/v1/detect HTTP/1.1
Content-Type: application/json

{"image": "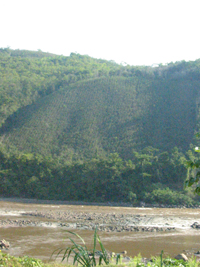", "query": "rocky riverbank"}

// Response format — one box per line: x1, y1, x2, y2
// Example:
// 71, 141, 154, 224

0, 209, 178, 232
1, 199, 200, 232
0, 218, 176, 232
